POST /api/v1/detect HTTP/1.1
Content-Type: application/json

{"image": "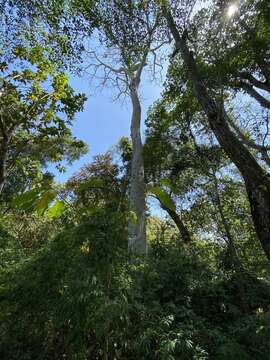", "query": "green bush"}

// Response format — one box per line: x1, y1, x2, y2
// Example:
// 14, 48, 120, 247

0, 214, 270, 359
